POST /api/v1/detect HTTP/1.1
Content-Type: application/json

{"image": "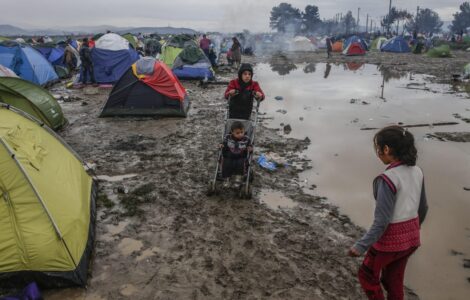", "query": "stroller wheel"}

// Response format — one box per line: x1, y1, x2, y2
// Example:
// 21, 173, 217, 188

244, 185, 253, 199
206, 181, 217, 196
239, 184, 252, 199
